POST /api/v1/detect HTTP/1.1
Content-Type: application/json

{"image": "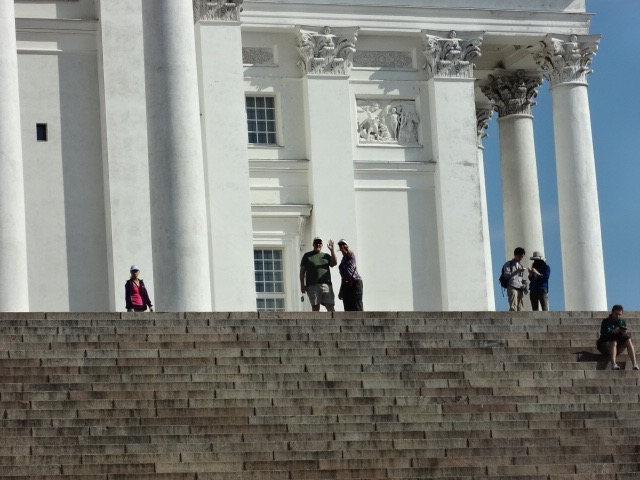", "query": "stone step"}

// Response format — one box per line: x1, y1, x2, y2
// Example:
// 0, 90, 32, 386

0, 349, 586, 364
1, 343, 607, 355
2, 392, 638, 416
1, 311, 637, 479
0, 326, 603, 341
3, 414, 640, 434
